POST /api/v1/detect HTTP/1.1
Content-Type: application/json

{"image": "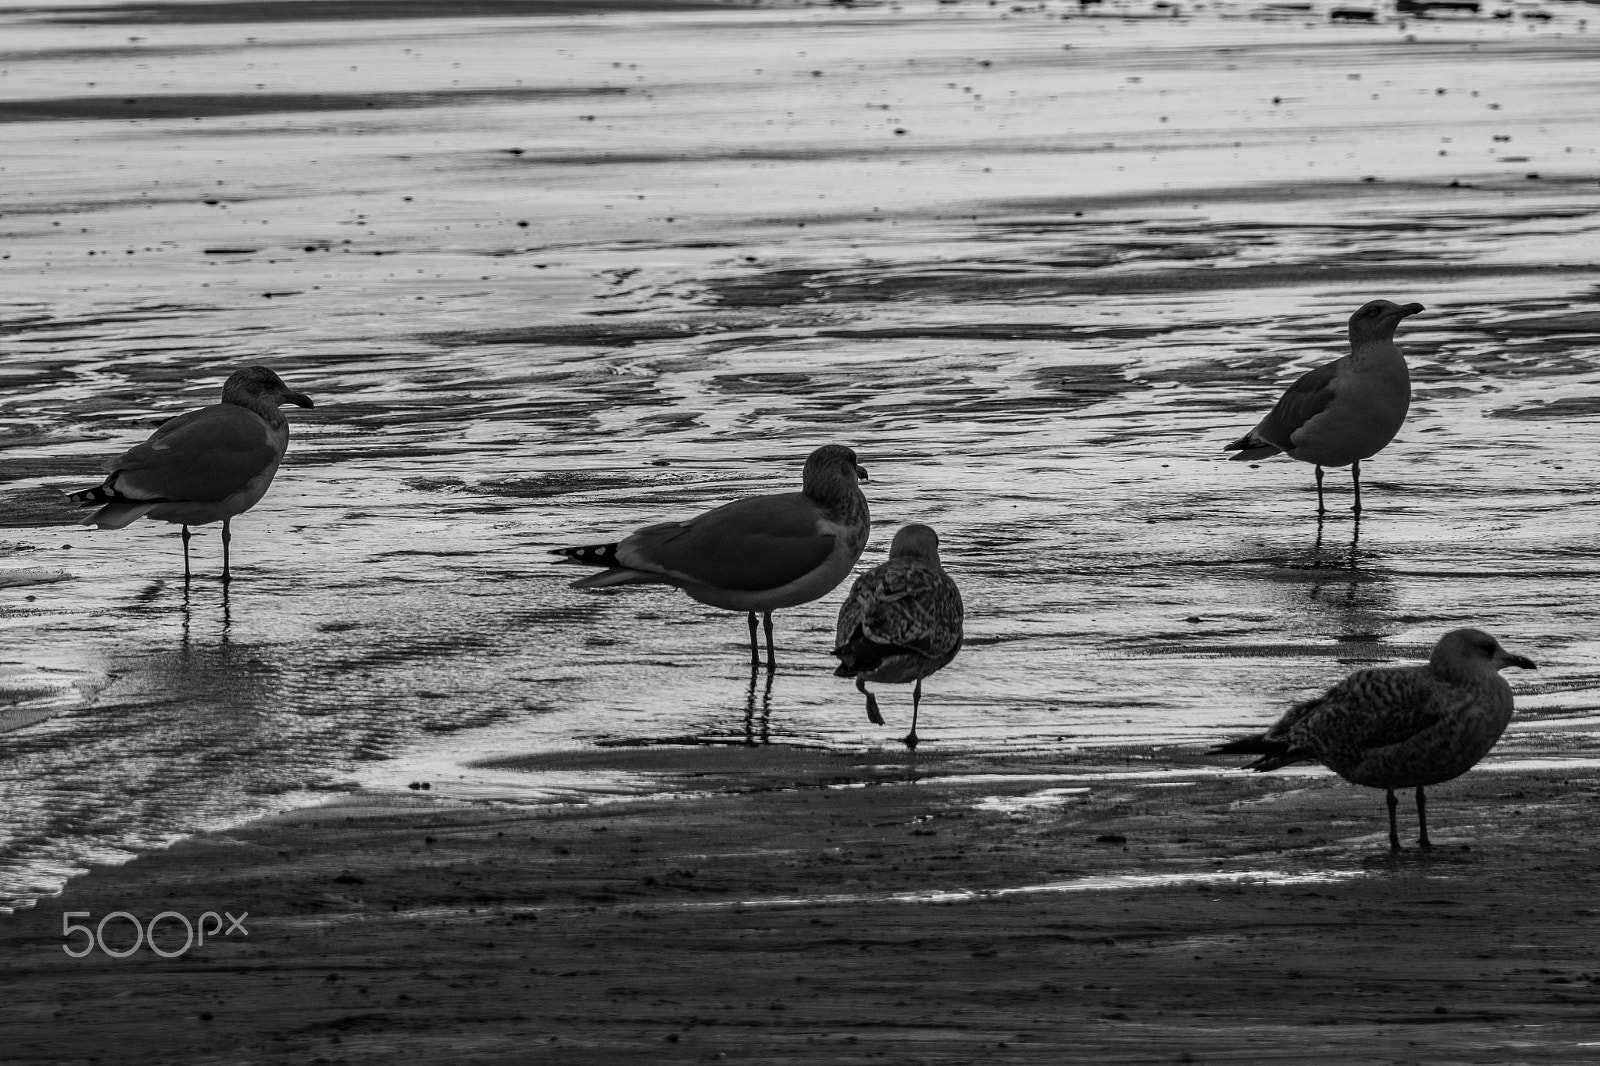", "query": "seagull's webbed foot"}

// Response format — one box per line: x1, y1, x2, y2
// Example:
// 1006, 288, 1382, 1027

856, 677, 884, 726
